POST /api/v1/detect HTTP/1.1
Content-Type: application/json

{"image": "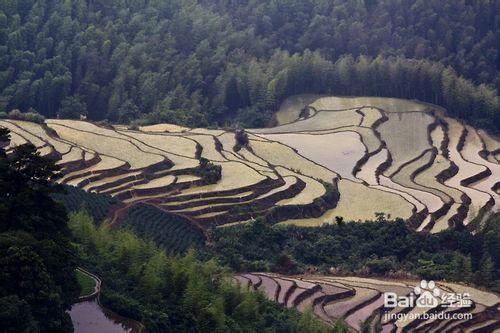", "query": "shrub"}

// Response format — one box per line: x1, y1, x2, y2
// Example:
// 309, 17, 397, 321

7, 109, 22, 119
128, 122, 140, 130
22, 112, 46, 124
132, 108, 208, 128
234, 129, 249, 151
94, 119, 113, 129
195, 158, 222, 184
7, 109, 45, 124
